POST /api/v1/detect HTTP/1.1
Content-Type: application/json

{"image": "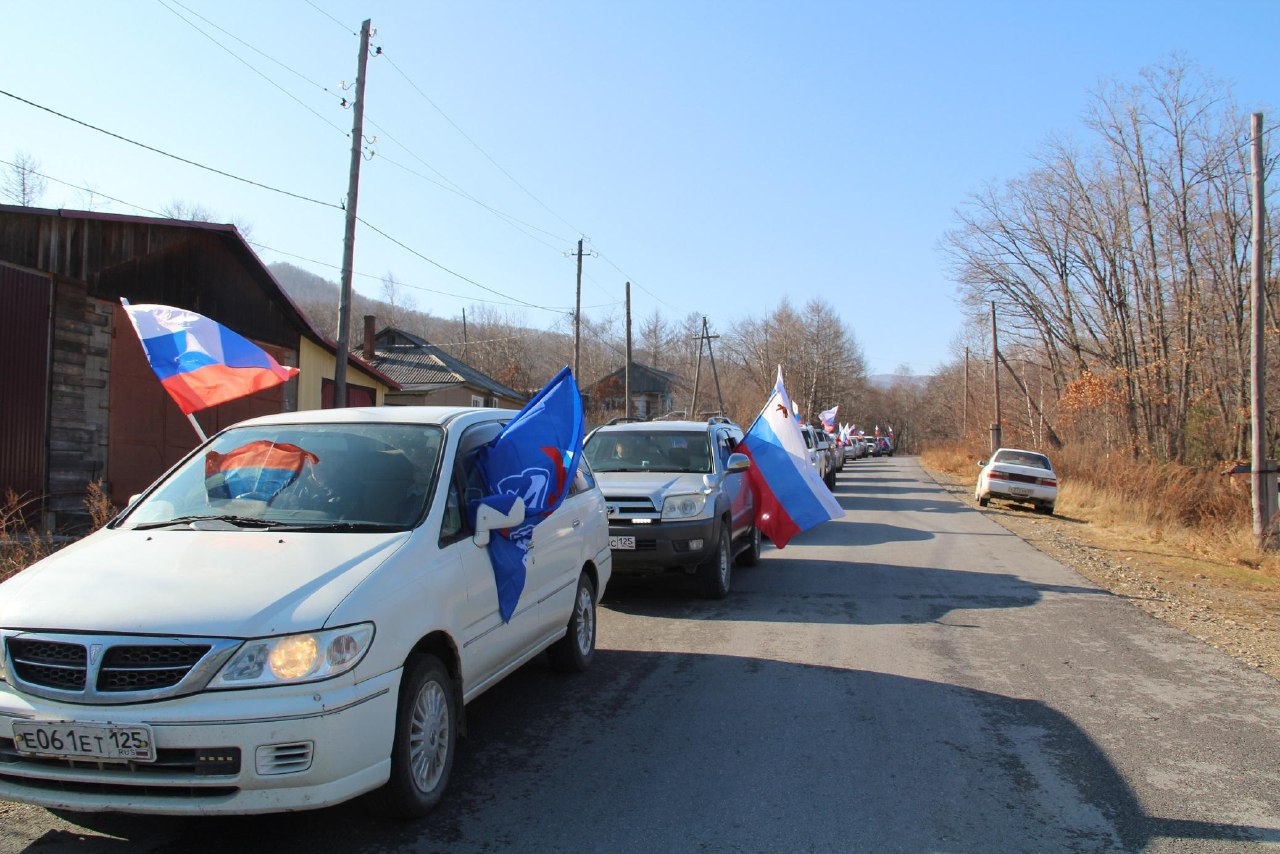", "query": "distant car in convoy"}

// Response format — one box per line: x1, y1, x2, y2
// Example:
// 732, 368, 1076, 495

0, 405, 612, 817
975, 447, 1058, 515
800, 424, 835, 490
582, 416, 758, 598
877, 436, 894, 457
826, 431, 846, 472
